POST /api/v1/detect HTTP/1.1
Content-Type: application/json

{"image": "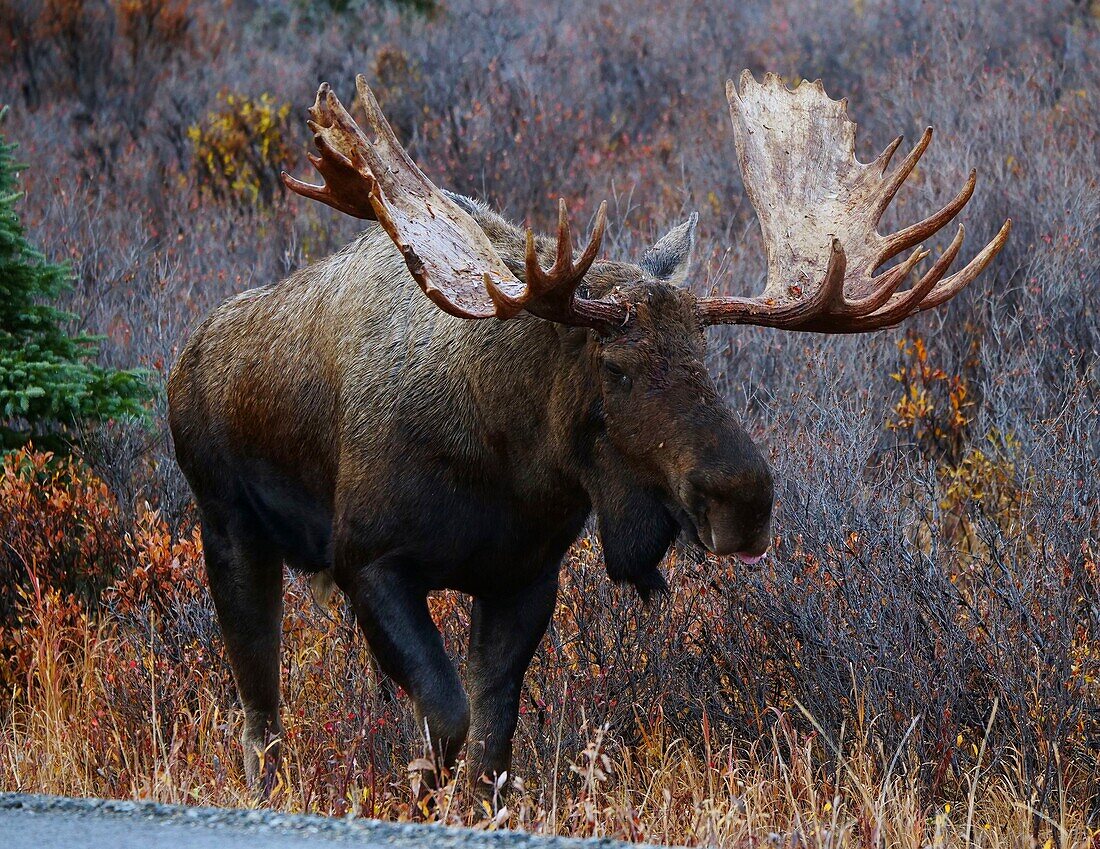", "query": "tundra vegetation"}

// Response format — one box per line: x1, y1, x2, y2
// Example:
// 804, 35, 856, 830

0, 108, 150, 452
0, 1, 1097, 847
